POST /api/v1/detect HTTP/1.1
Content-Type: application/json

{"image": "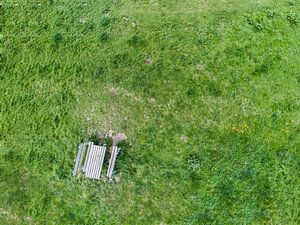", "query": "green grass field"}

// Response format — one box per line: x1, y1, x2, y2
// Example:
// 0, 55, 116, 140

1, 0, 300, 224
